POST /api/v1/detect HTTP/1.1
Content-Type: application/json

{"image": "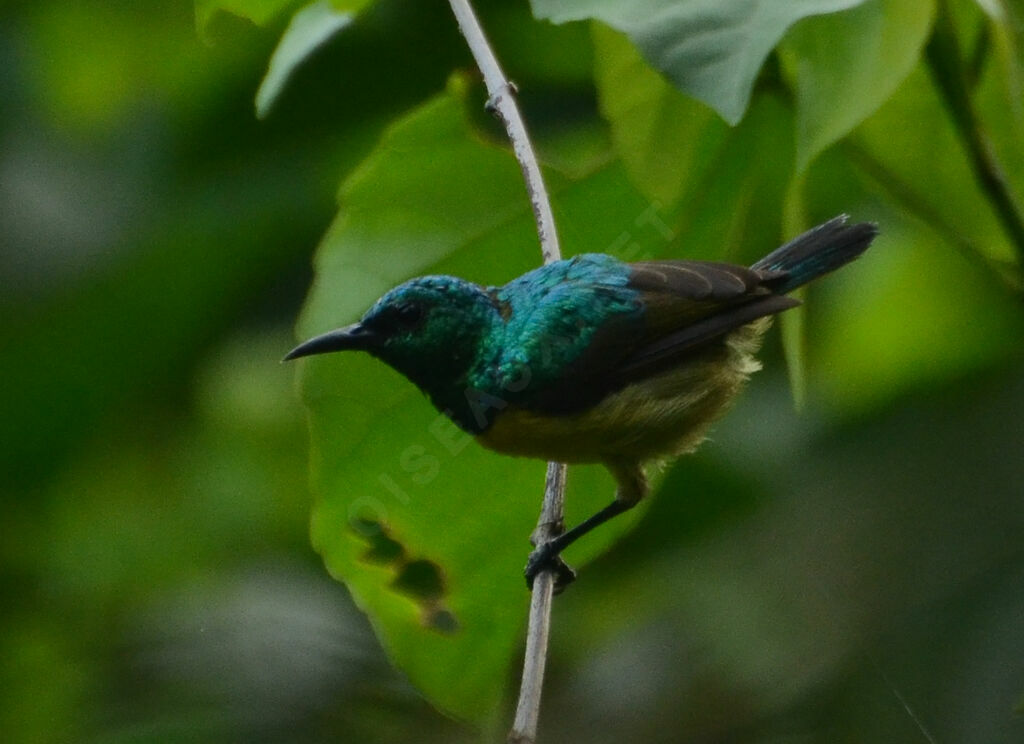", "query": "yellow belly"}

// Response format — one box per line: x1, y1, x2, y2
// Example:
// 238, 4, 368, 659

477, 320, 769, 465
